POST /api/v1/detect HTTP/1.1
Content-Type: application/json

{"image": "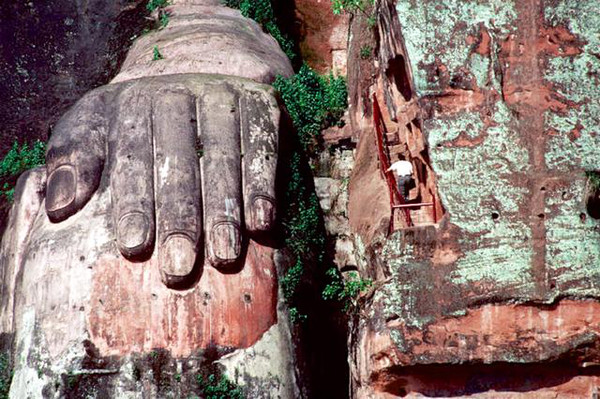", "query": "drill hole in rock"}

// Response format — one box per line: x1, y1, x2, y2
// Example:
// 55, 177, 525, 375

586, 171, 600, 219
